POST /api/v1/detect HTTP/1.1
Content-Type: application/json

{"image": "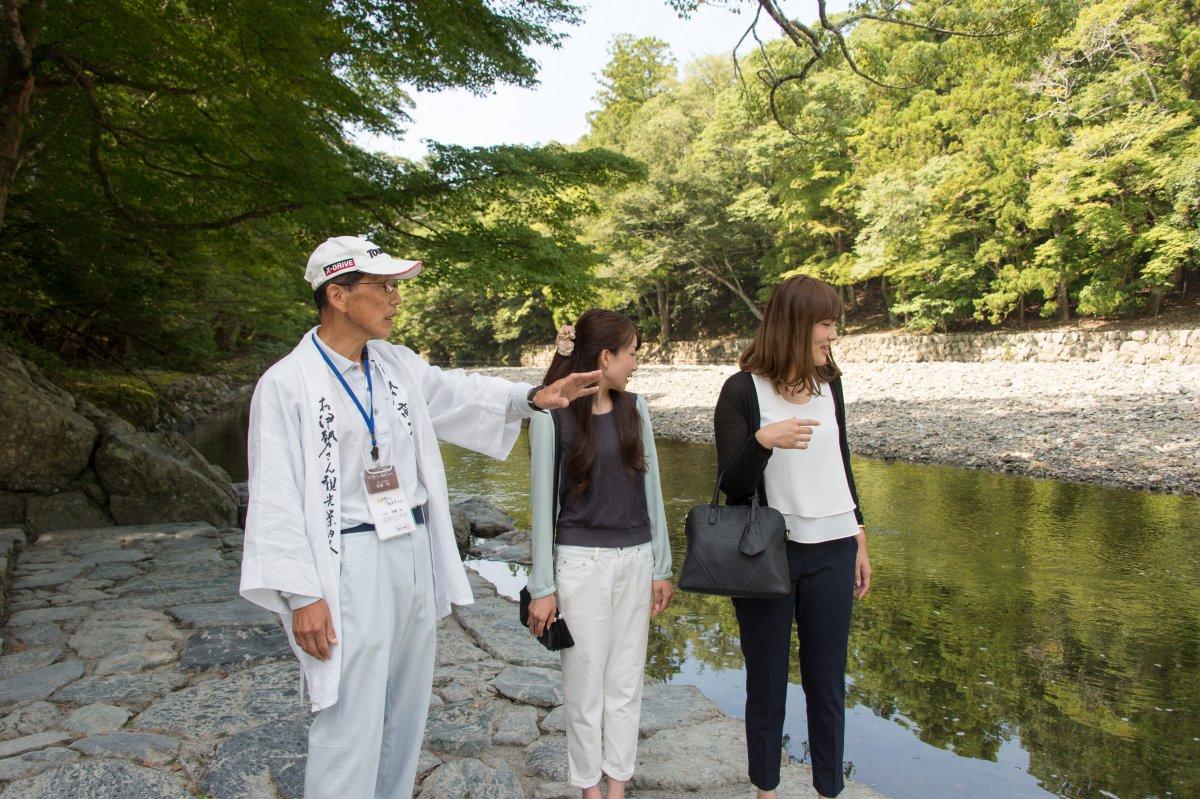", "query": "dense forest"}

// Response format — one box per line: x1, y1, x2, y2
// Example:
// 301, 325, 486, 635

3, 0, 1197, 371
